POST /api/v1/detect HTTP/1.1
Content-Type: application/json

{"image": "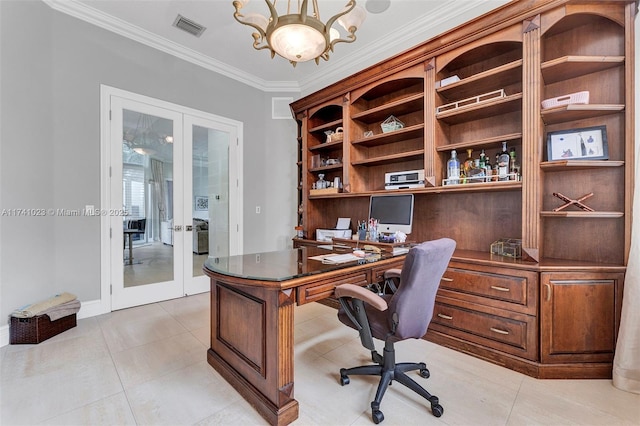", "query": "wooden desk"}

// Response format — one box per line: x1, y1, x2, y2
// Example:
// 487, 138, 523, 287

203, 247, 405, 426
